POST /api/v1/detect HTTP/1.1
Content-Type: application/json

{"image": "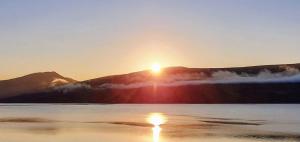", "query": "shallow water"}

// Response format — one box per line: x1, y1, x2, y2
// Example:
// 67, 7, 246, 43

0, 104, 299, 142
